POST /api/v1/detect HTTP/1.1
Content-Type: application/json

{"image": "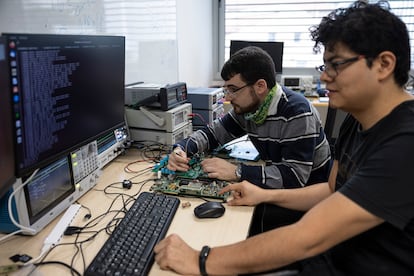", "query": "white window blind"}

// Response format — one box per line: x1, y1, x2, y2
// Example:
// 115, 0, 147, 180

223, 0, 414, 71
0, 0, 178, 84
